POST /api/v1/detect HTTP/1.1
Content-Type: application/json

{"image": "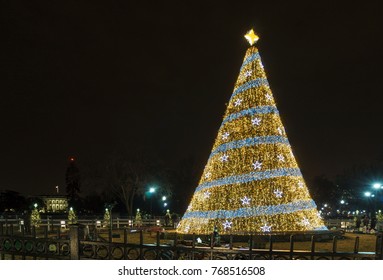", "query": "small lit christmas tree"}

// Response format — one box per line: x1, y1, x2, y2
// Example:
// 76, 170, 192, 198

177, 29, 327, 234
103, 208, 111, 227
135, 208, 142, 227
30, 203, 41, 227
68, 207, 77, 224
